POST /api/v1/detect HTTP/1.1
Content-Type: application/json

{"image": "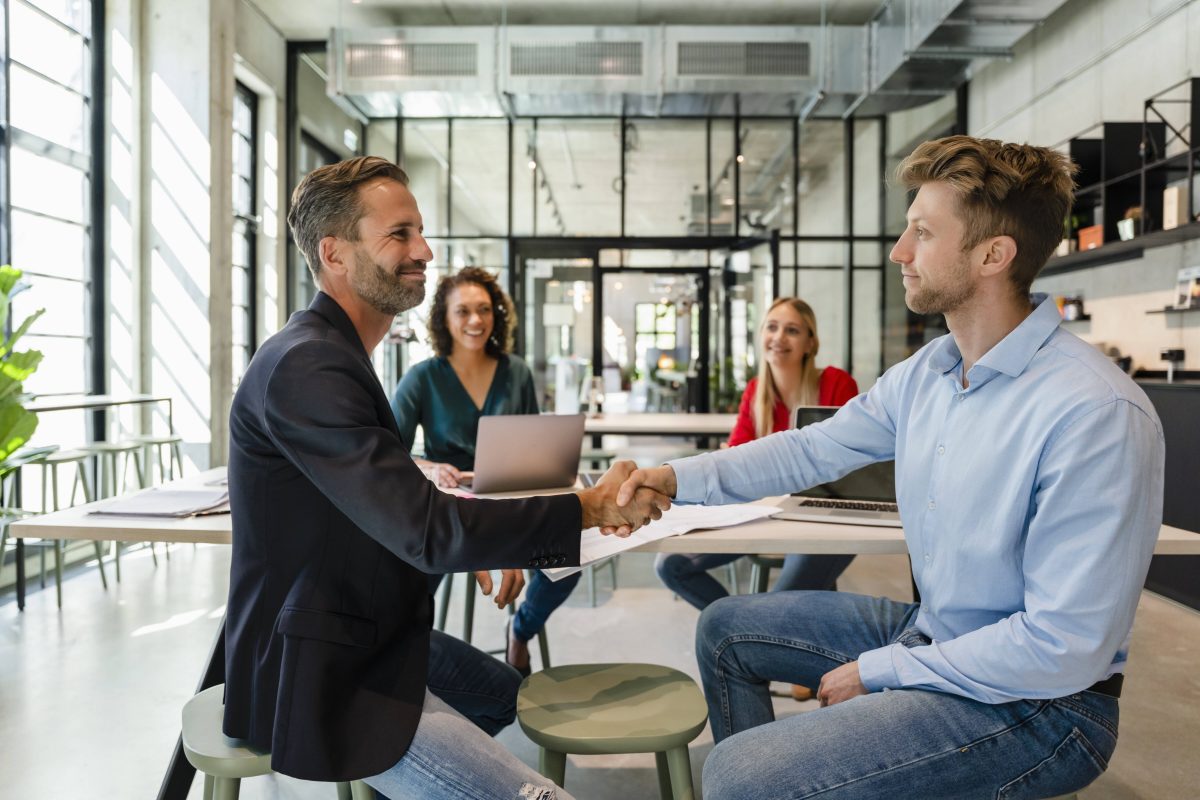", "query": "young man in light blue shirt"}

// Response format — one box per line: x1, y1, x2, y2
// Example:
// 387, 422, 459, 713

612, 136, 1165, 799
